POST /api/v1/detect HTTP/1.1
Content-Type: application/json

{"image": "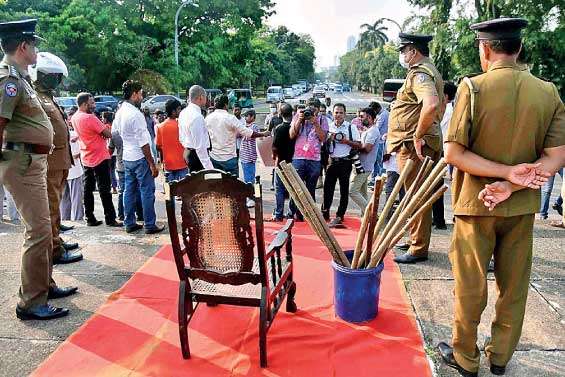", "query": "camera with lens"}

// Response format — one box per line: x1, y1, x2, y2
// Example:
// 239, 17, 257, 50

303, 109, 312, 118
350, 151, 365, 174
334, 132, 345, 142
